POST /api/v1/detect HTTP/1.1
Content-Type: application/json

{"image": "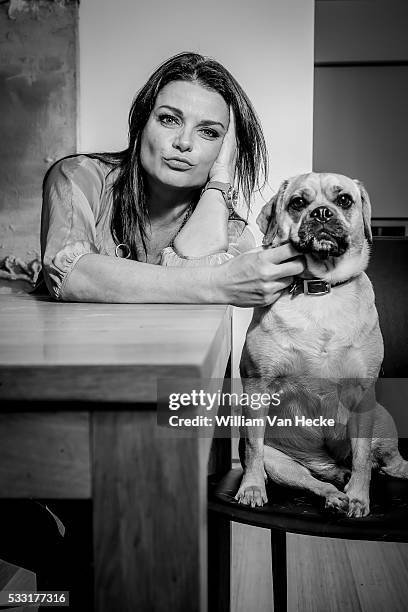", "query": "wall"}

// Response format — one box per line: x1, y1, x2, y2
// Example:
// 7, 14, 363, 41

314, 0, 408, 218
0, 0, 78, 263
315, 0, 408, 64
314, 65, 408, 218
